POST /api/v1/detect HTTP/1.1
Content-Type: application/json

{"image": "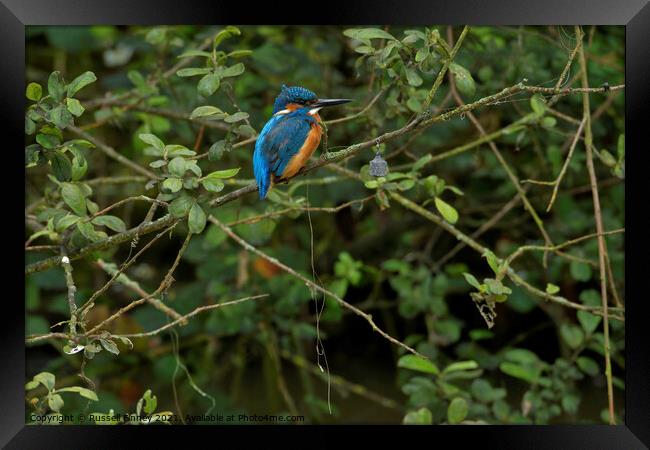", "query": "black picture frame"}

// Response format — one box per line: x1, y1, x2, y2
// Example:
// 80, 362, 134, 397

6, 0, 648, 447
